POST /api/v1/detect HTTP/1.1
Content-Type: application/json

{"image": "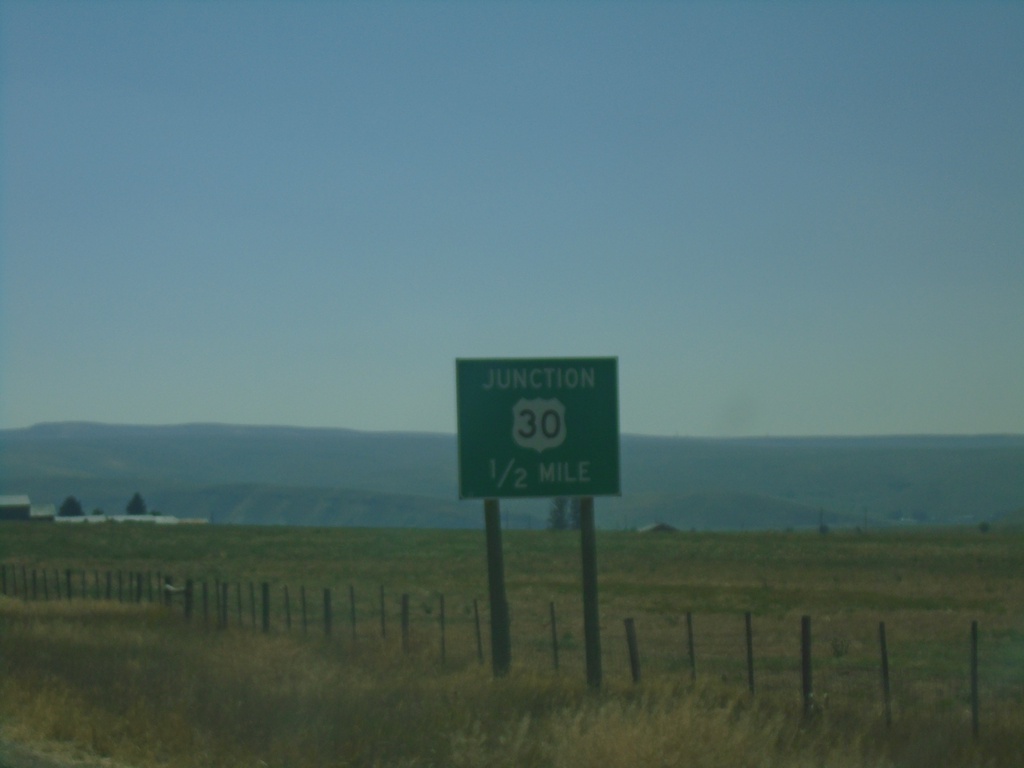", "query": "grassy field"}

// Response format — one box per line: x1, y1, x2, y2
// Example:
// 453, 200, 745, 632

2, 523, 1023, 767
